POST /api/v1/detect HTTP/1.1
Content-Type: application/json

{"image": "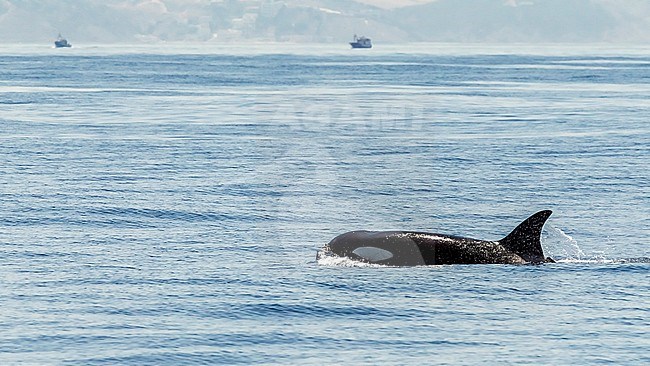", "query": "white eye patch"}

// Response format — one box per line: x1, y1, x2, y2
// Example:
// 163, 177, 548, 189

352, 246, 394, 262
